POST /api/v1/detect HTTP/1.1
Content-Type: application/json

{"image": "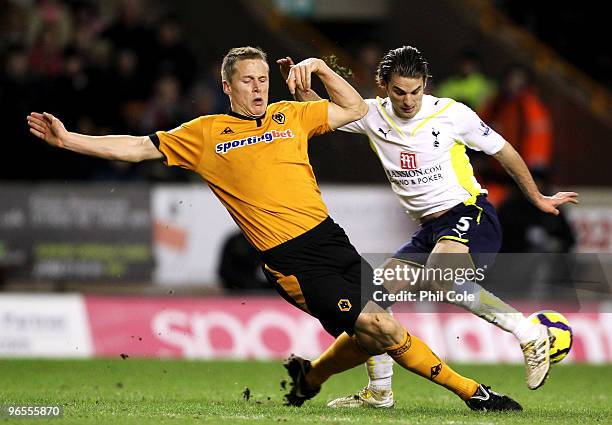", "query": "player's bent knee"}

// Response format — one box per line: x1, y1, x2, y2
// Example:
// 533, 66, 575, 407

354, 312, 404, 349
